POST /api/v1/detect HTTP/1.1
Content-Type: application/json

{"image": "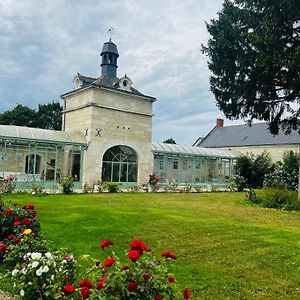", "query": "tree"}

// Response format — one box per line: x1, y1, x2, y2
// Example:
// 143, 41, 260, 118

35, 102, 62, 130
163, 138, 176, 144
0, 104, 36, 127
203, 0, 300, 196
202, 0, 300, 135
0, 102, 62, 130
236, 152, 274, 188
